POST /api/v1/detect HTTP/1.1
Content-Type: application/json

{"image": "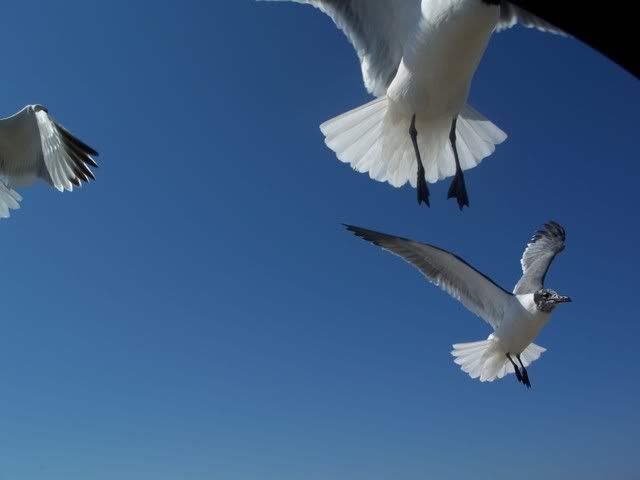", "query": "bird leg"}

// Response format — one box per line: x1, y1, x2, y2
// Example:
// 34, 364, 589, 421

516, 354, 531, 388
410, 114, 430, 207
506, 353, 524, 385
446, 116, 470, 210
